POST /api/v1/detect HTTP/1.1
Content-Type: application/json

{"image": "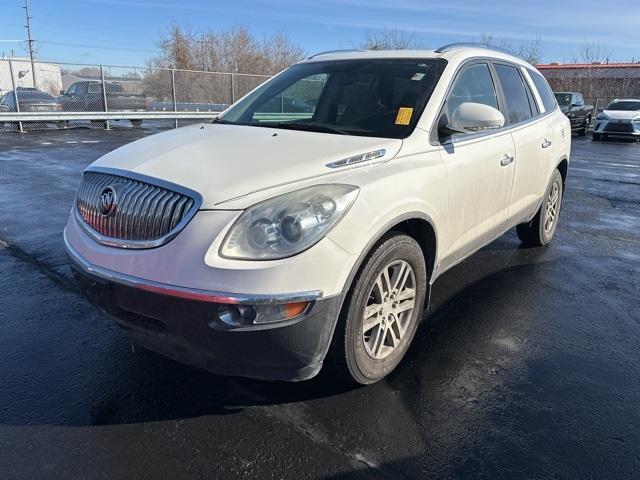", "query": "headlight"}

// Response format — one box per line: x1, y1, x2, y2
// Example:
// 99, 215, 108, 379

596, 113, 608, 120
220, 184, 359, 260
